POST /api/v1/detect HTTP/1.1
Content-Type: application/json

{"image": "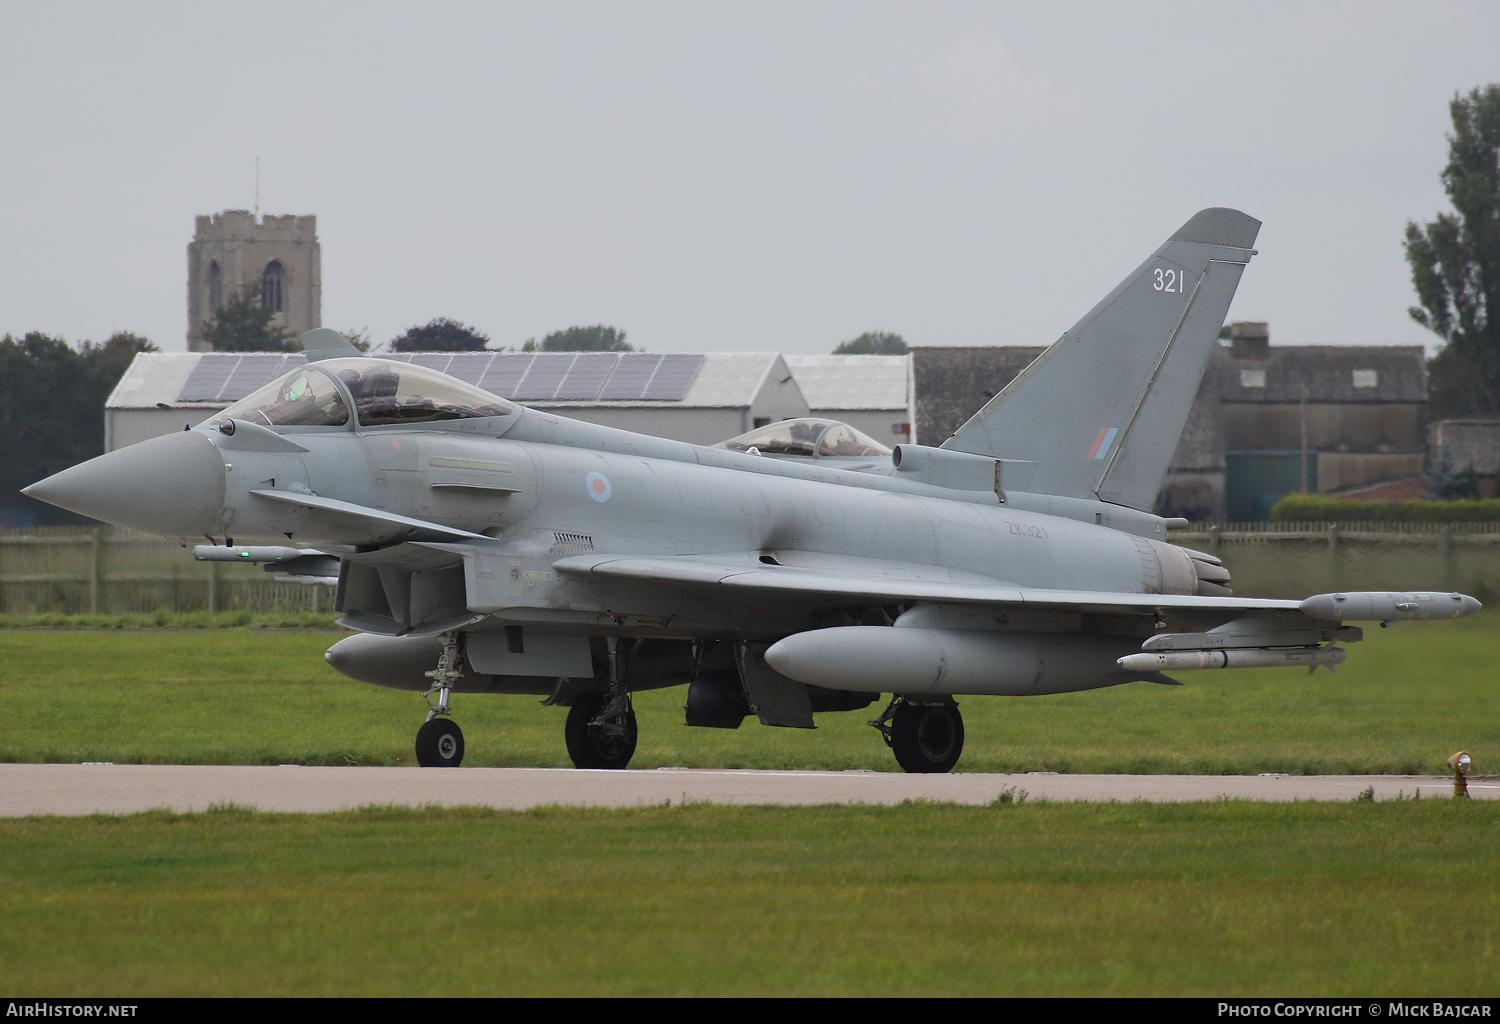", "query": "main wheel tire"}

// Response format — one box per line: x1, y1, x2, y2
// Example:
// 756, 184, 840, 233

565, 692, 637, 769
889, 702, 963, 774
415, 718, 465, 767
